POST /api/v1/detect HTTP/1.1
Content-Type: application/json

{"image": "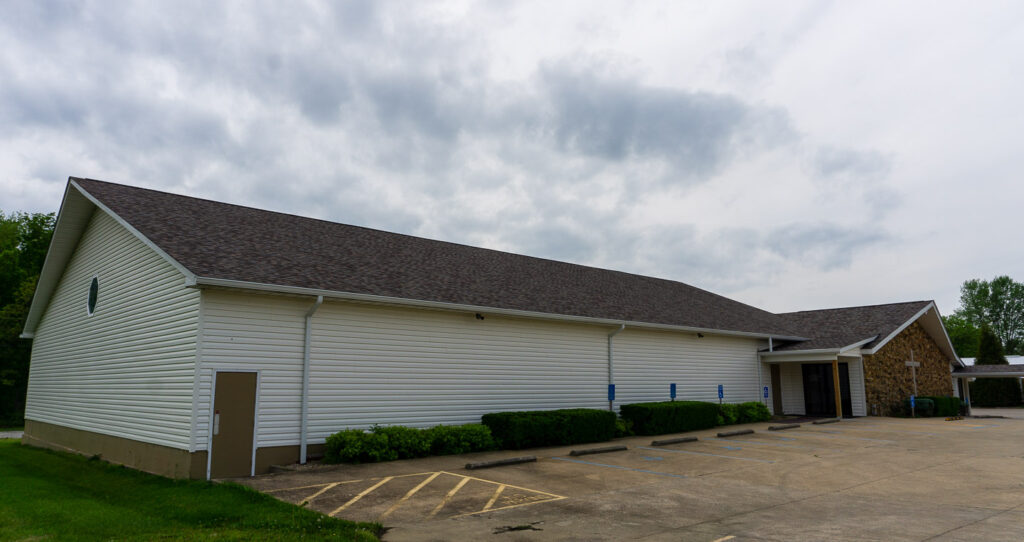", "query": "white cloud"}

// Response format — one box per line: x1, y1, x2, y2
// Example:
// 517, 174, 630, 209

2, 0, 1022, 315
